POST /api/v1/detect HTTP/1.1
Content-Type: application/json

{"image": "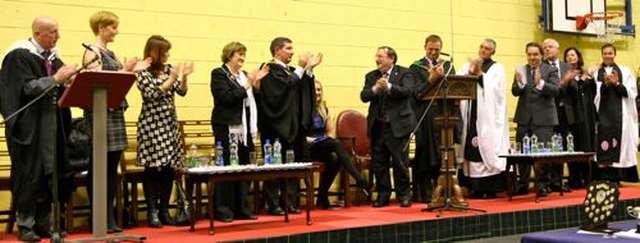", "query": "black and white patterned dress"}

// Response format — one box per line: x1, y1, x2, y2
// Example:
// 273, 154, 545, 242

135, 65, 186, 168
